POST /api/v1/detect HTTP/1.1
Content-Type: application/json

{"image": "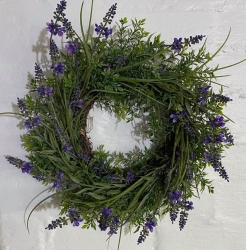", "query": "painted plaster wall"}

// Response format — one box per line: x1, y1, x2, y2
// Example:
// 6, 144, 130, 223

0, 0, 246, 249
